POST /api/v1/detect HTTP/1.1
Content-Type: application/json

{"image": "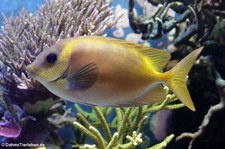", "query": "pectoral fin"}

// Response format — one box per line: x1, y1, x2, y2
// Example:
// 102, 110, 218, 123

65, 62, 98, 90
